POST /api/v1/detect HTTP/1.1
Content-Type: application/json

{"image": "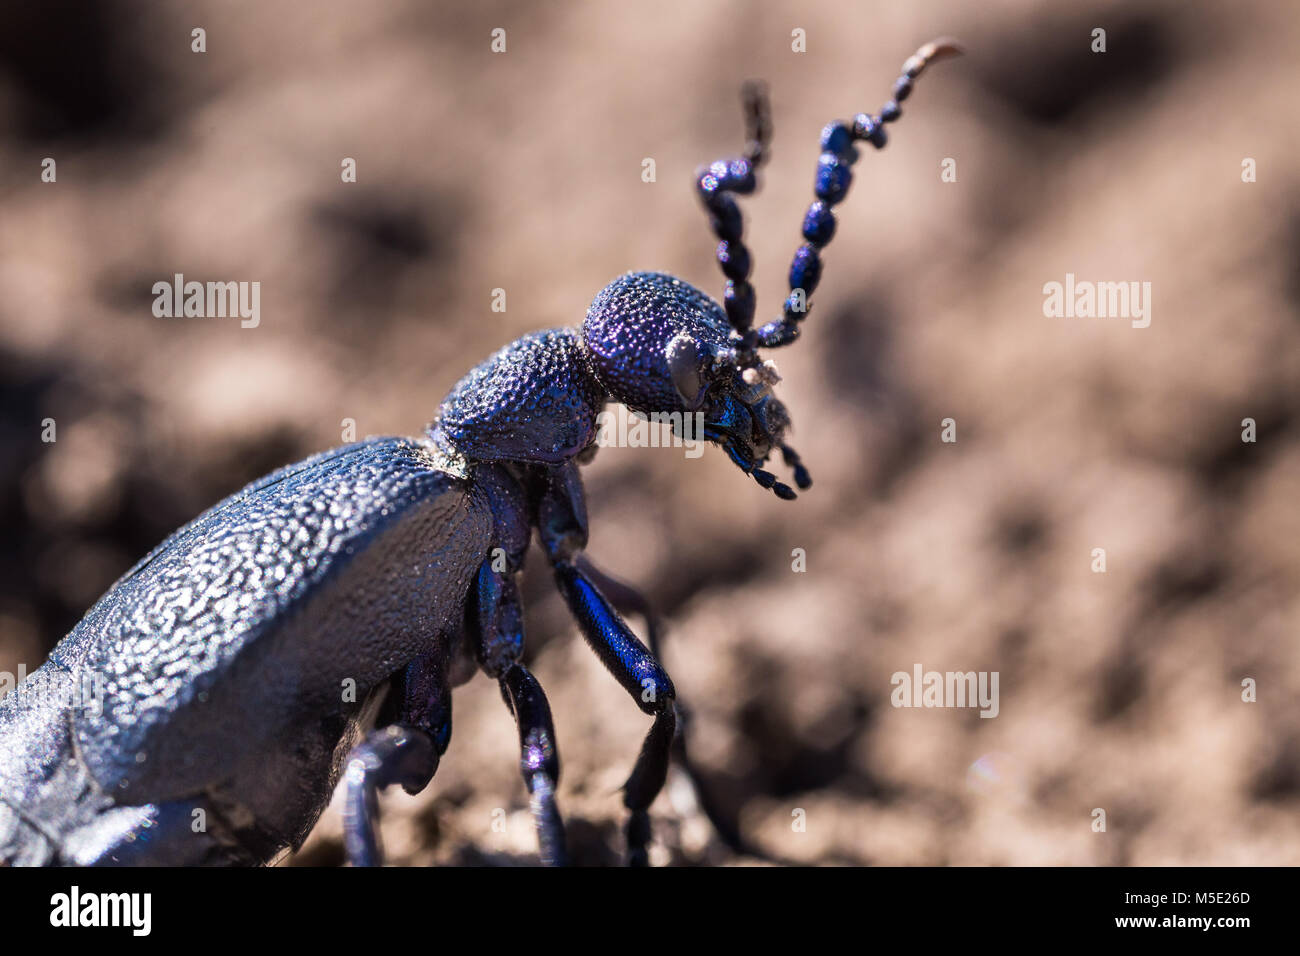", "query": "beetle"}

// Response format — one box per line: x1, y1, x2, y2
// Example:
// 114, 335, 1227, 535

0, 40, 960, 867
